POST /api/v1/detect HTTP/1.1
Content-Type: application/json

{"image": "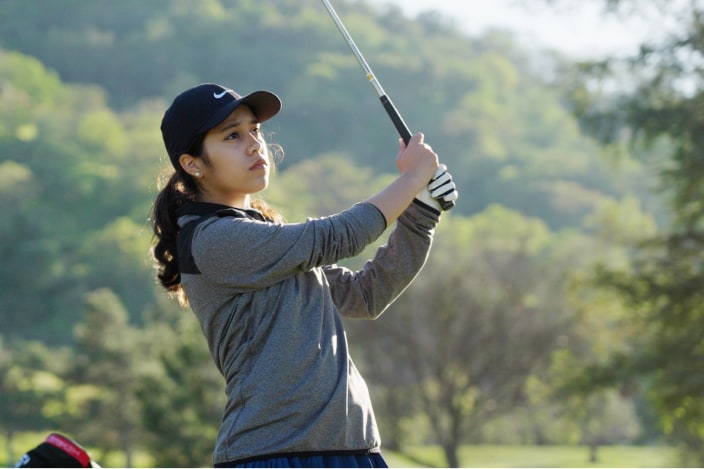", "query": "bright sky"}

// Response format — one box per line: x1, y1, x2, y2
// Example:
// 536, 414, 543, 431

368, 0, 656, 58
